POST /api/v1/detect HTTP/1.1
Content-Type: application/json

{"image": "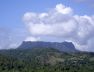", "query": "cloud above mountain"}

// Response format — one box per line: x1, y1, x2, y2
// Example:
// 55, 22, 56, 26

23, 4, 94, 51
